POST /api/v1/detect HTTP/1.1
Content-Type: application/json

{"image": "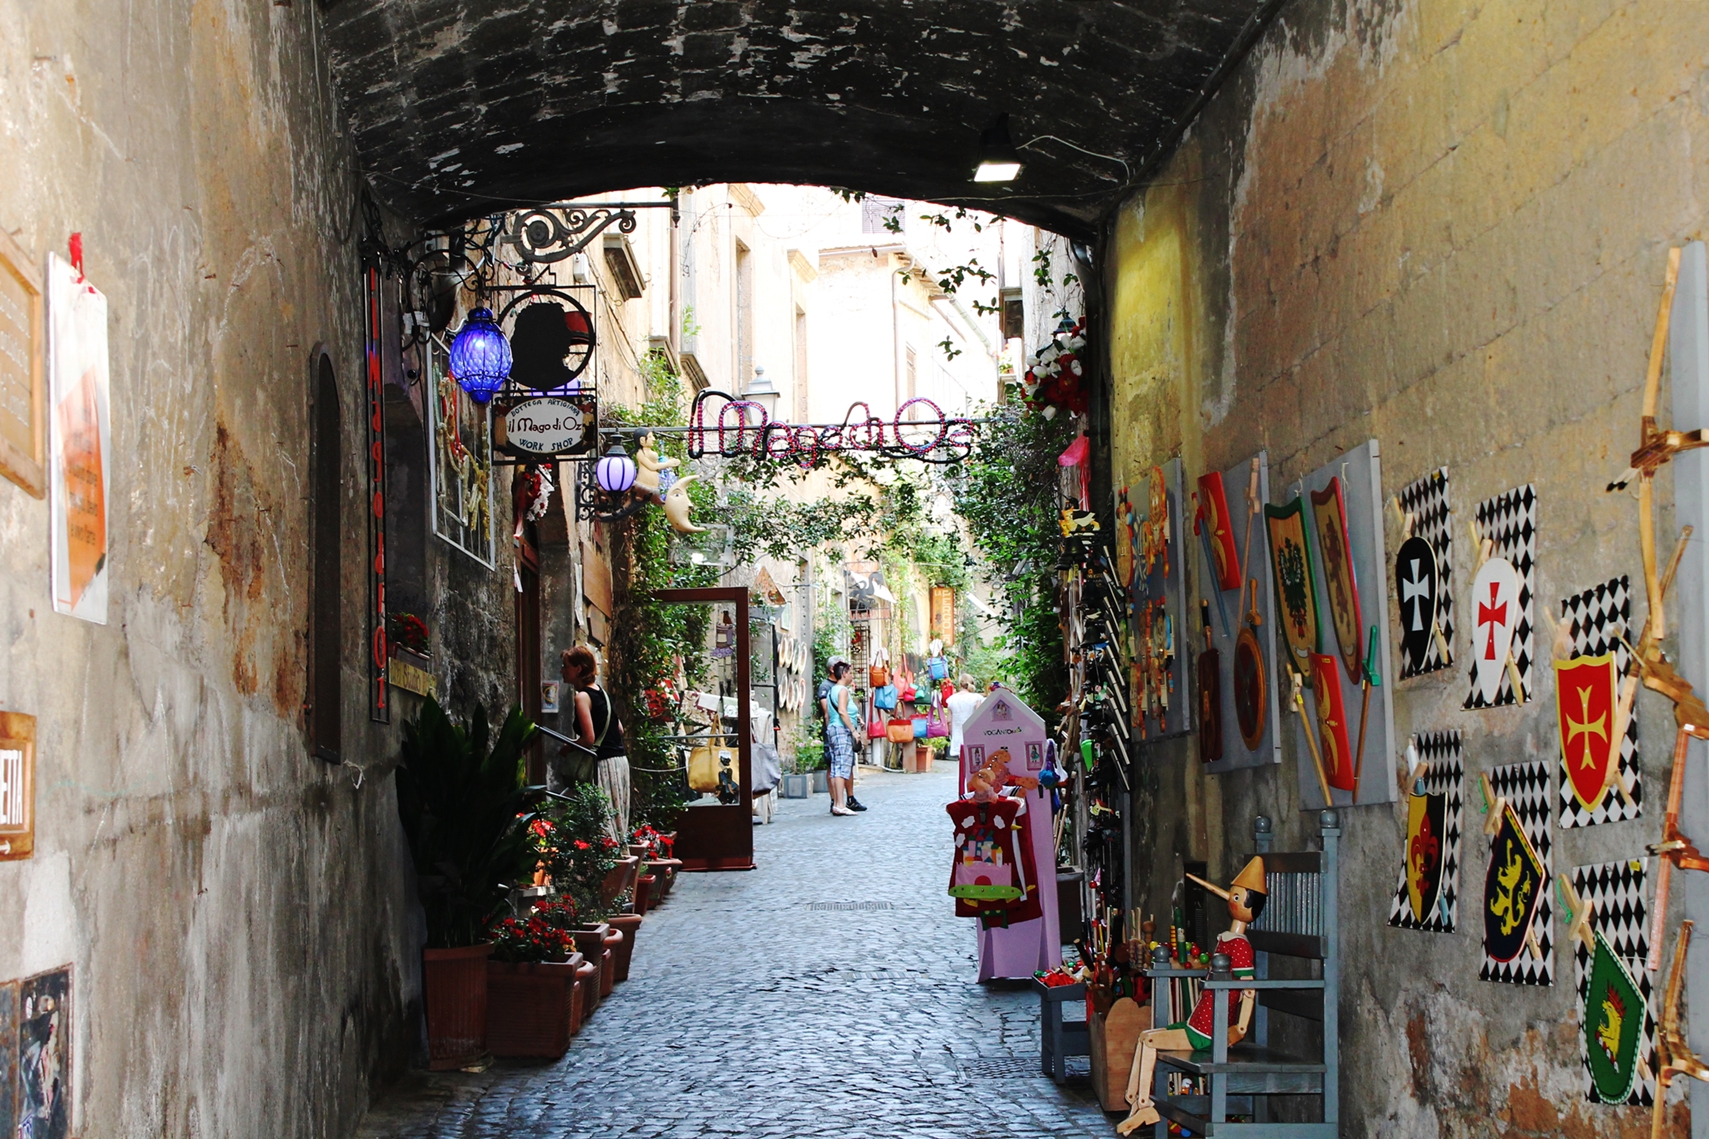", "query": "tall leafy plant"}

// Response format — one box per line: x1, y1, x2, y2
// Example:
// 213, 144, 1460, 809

395, 698, 540, 949
949, 401, 1075, 723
